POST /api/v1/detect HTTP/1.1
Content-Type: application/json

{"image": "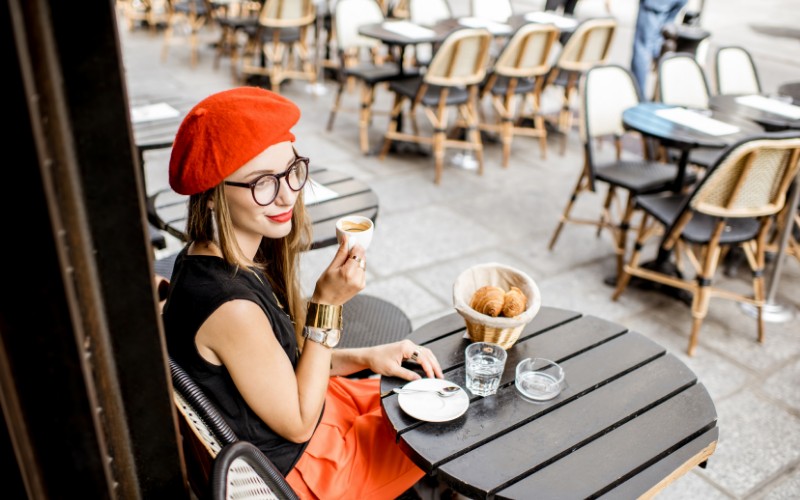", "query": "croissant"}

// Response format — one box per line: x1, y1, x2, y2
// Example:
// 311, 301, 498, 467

502, 286, 527, 317
470, 286, 505, 317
